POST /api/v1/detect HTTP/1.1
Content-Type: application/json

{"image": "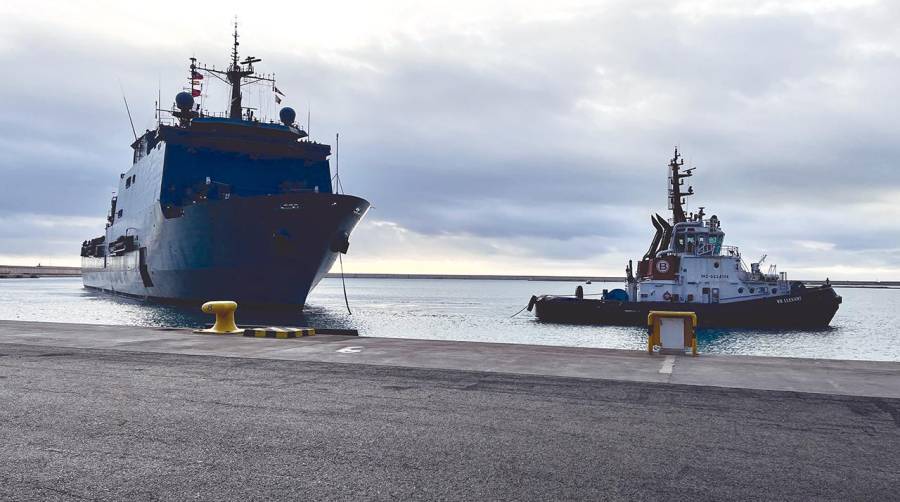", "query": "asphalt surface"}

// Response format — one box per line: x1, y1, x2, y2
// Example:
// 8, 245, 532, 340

1, 343, 898, 501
